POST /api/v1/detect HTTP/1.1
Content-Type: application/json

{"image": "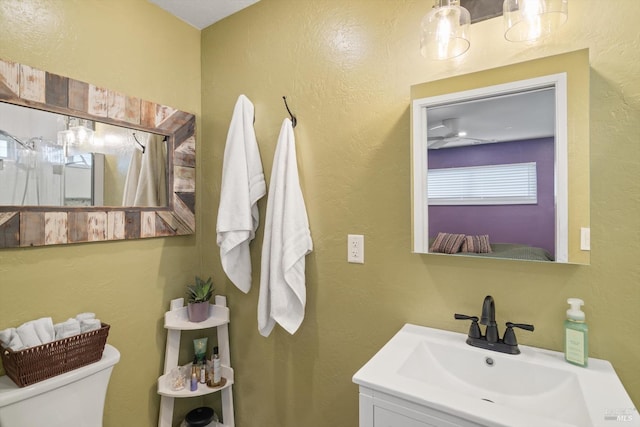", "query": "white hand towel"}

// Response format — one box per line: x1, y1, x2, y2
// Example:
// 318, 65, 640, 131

31, 317, 55, 344
16, 322, 41, 348
80, 318, 101, 333
258, 118, 313, 337
217, 95, 266, 293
